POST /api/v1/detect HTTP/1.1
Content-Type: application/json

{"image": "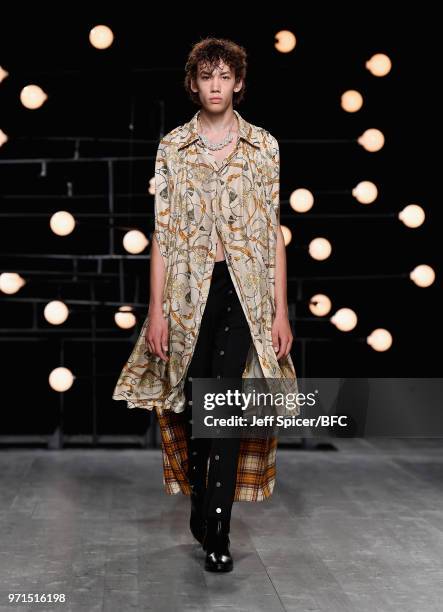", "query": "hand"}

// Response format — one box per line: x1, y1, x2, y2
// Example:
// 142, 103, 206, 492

271, 311, 293, 360
144, 309, 169, 362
